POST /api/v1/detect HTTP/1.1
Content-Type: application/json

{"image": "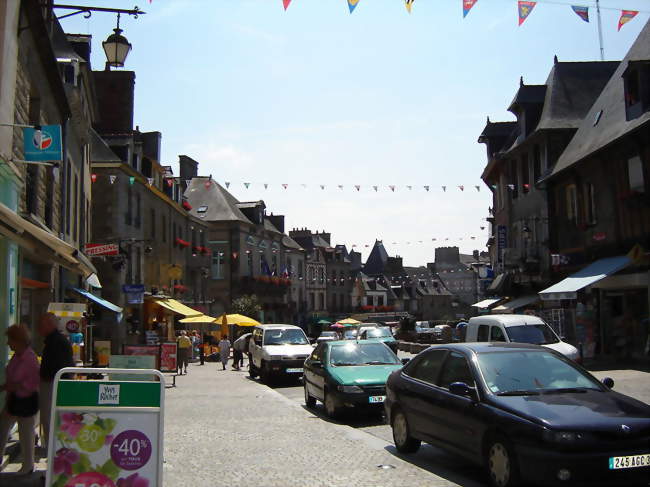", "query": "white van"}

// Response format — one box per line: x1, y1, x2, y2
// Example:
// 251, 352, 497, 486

465, 314, 580, 361
249, 324, 313, 383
